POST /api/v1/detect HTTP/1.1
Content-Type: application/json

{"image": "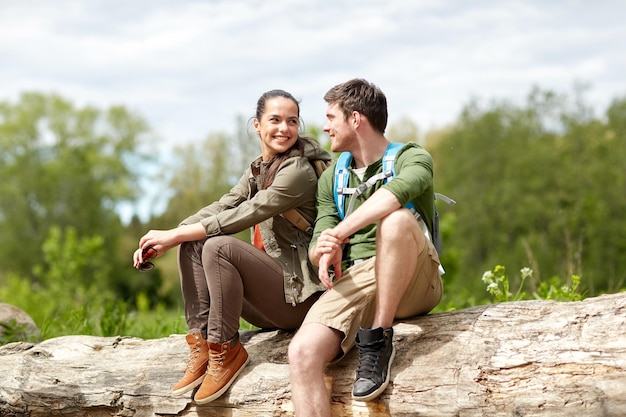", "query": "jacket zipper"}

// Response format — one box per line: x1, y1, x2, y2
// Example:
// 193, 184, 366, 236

289, 244, 298, 307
